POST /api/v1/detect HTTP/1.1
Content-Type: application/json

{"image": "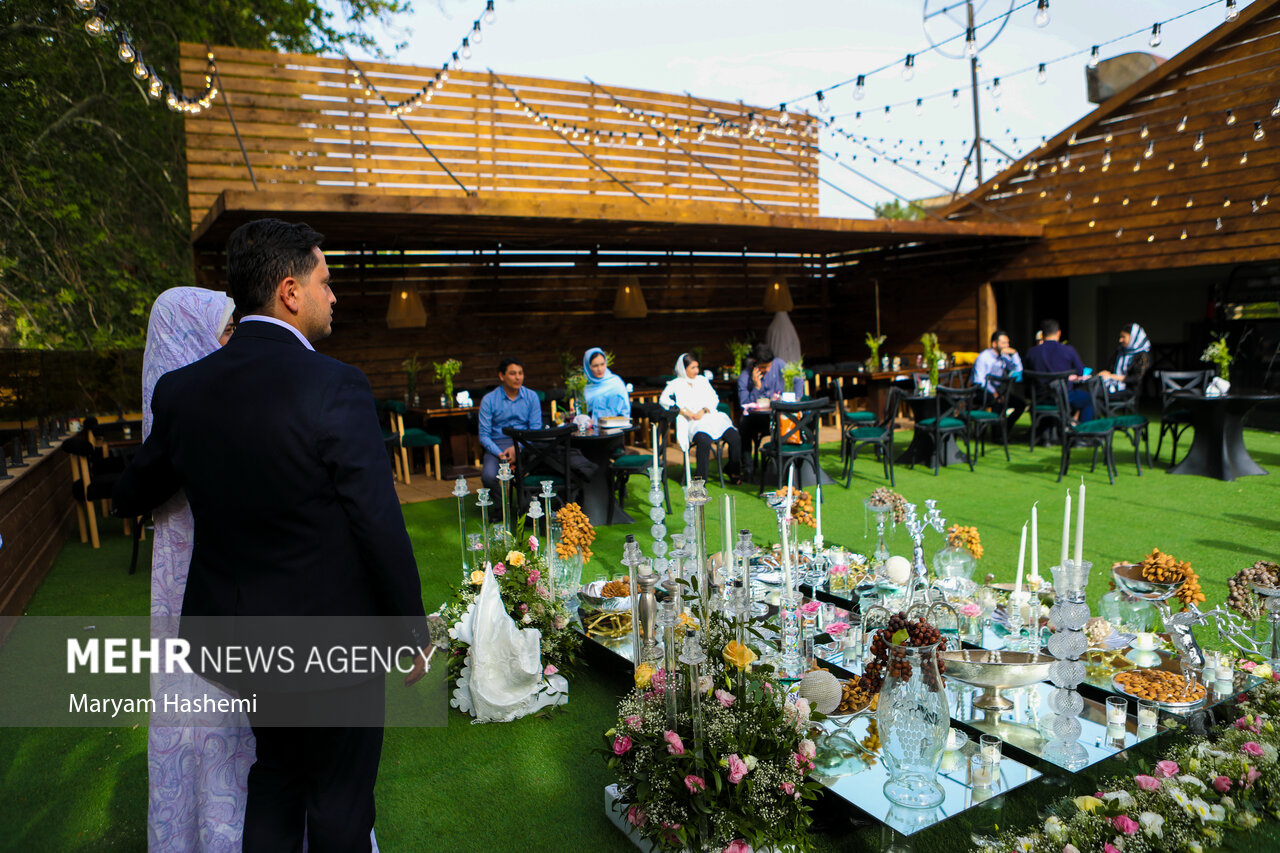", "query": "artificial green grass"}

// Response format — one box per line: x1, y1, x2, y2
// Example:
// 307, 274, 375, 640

2, 425, 1279, 852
